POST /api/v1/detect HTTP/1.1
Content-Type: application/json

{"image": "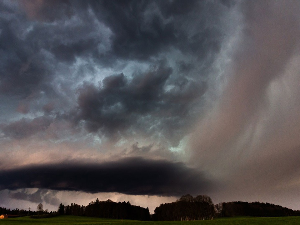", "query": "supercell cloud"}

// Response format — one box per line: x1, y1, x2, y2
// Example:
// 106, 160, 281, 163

0, 157, 211, 196
0, 0, 300, 212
